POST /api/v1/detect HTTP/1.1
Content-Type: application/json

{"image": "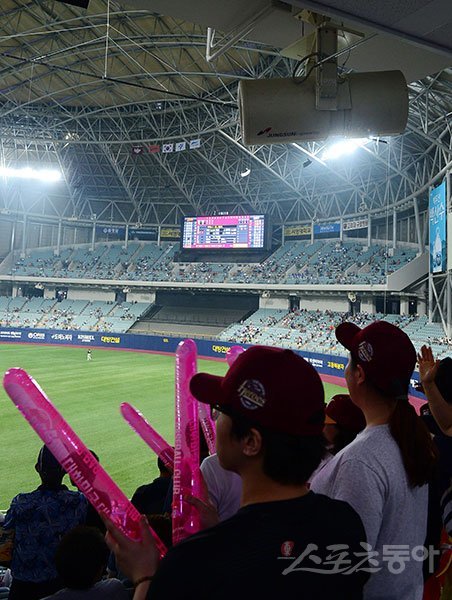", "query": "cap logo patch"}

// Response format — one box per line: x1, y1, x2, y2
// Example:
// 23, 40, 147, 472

238, 379, 266, 410
358, 341, 373, 362
281, 541, 295, 557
